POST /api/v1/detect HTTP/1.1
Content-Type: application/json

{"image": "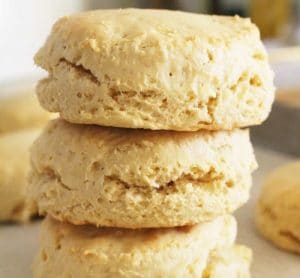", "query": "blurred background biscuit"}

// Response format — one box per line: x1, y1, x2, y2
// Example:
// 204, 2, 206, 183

0, 129, 41, 222
0, 88, 53, 134
256, 161, 300, 253
0, 84, 55, 223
